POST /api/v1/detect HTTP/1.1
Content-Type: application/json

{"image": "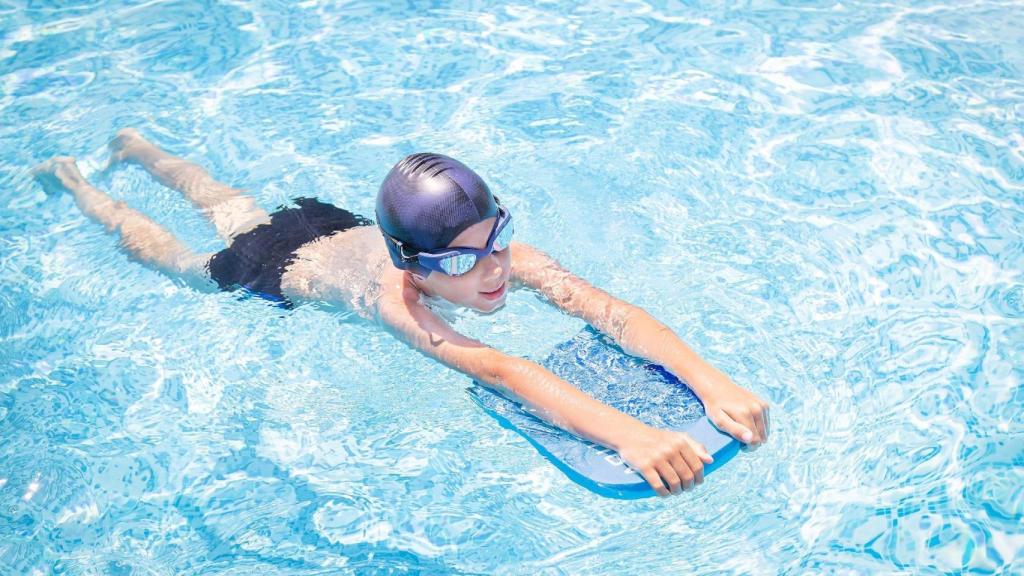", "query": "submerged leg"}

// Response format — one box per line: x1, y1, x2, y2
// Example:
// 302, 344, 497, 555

107, 128, 271, 244
34, 156, 216, 290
